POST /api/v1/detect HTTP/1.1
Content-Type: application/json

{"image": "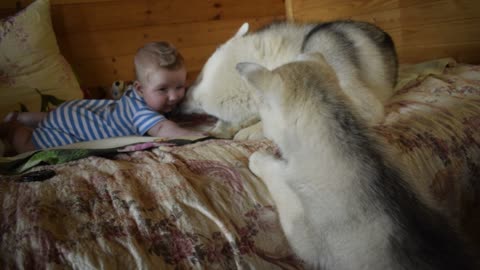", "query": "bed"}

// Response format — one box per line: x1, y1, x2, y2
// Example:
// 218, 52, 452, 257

1, 0, 480, 269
